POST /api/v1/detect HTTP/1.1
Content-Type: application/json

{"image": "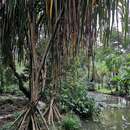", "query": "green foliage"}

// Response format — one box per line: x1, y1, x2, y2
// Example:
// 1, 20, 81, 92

0, 63, 27, 95
96, 87, 115, 94
61, 114, 81, 130
105, 53, 122, 73
103, 53, 130, 95
60, 57, 100, 119
61, 84, 99, 118
114, 59, 130, 94
0, 122, 13, 130
123, 36, 130, 48
94, 46, 130, 95
0, 65, 18, 93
